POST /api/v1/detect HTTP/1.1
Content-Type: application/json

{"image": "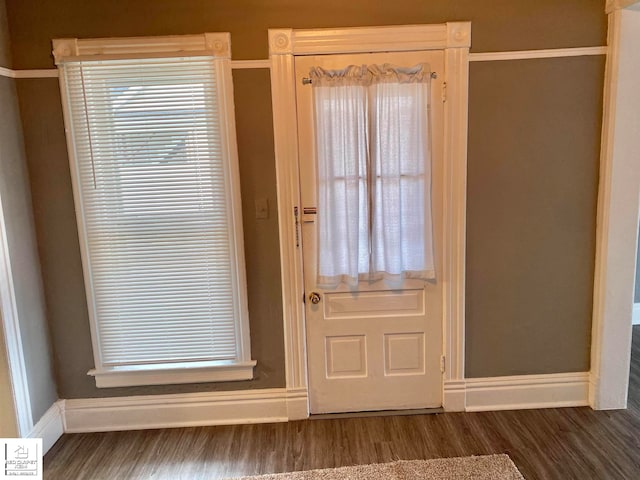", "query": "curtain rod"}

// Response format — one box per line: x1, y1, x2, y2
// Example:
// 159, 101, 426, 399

301, 71, 438, 85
